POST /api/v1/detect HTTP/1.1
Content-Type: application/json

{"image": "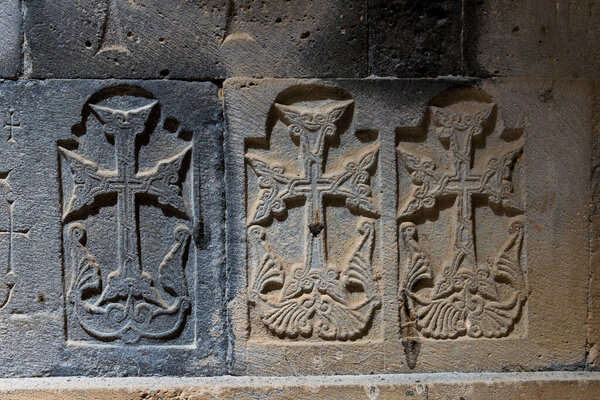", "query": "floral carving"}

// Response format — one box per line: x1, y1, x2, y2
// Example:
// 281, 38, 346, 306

398, 101, 526, 341
247, 97, 380, 340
